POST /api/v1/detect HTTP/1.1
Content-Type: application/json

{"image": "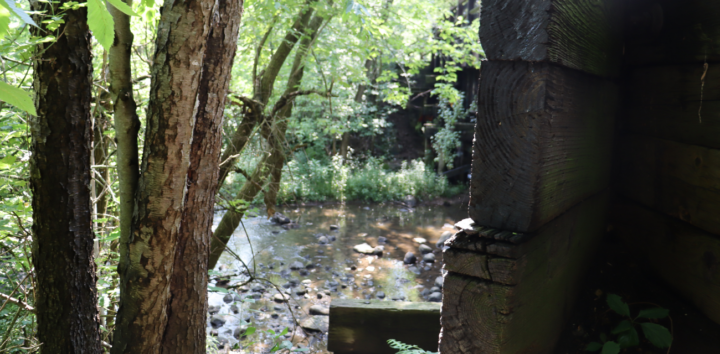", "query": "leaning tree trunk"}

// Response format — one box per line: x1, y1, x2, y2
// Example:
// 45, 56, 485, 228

30, 3, 102, 353
160, 0, 243, 351
208, 13, 326, 269
110, 0, 215, 351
